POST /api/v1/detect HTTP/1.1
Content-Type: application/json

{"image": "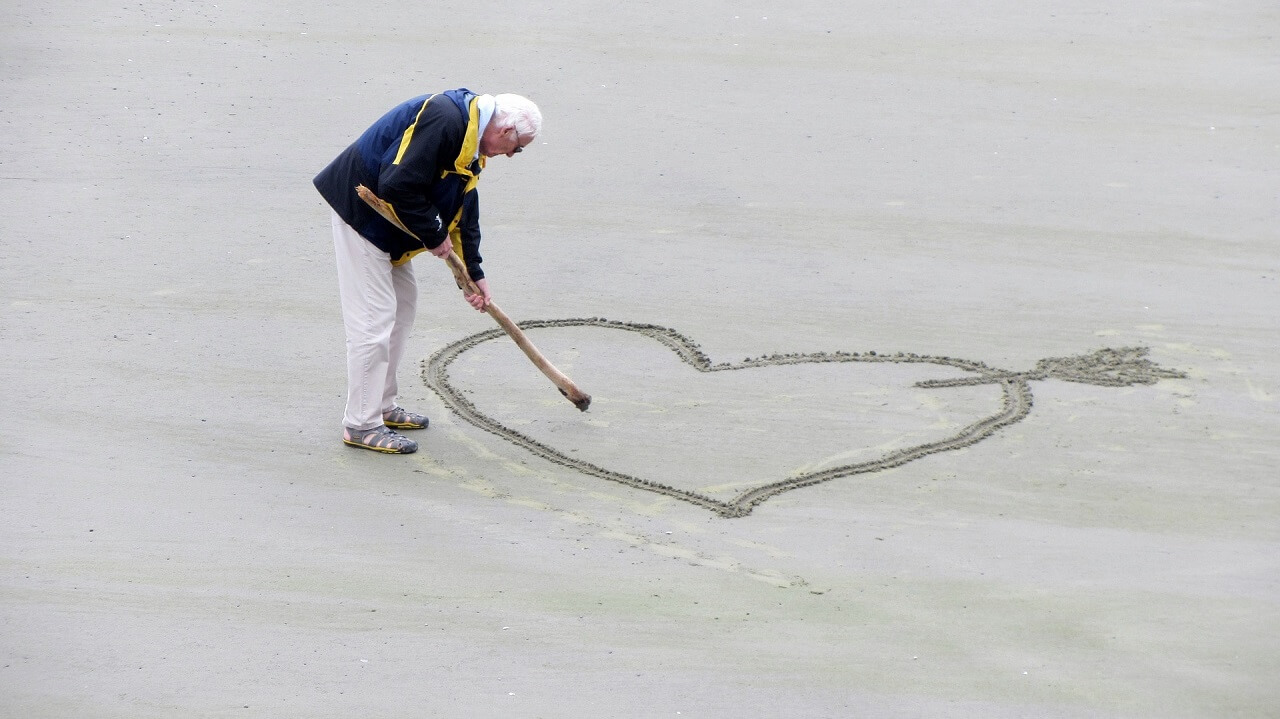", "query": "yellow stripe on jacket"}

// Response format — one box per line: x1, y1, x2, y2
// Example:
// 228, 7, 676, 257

392, 96, 435, 166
